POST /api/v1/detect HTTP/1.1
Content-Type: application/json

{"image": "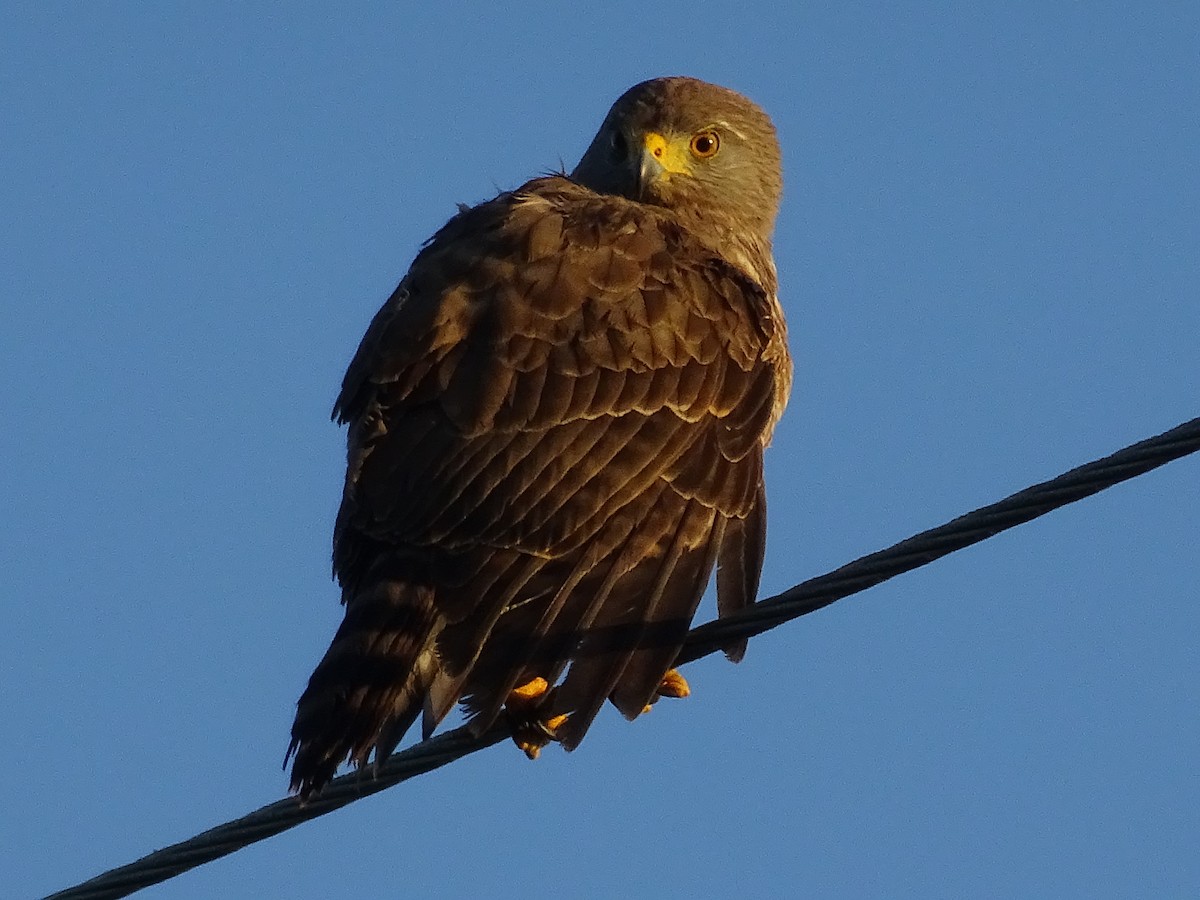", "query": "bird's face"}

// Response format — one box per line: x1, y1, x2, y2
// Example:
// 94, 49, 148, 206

572, 77, 783, 240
